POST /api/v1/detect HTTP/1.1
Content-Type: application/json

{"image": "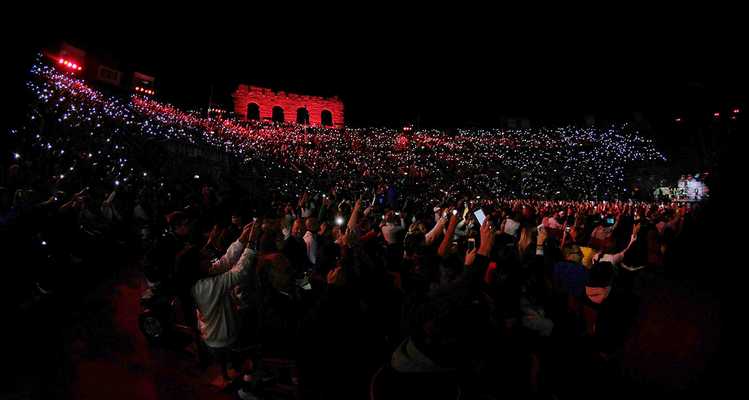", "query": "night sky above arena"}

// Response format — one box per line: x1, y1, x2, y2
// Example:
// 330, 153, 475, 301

4, 17, 746, 133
